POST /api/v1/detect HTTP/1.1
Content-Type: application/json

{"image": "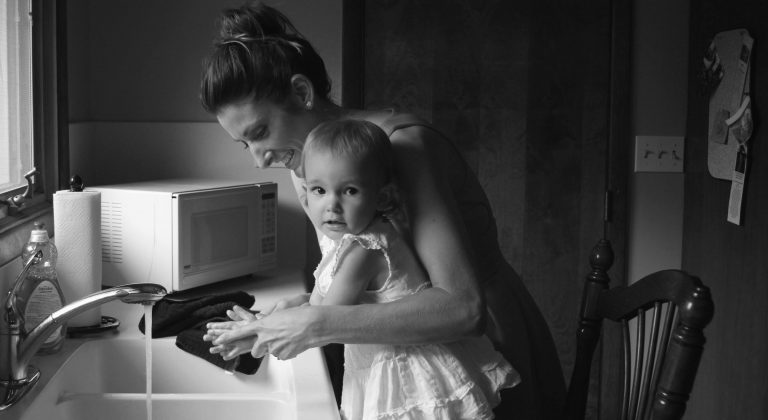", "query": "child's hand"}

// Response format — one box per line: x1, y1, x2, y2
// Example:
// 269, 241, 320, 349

204, 305, 260, 360
208, 335, 258, 360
